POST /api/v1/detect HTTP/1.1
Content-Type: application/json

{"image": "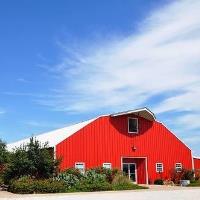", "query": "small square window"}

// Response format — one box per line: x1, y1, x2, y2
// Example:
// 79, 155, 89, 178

103, 163, 112, 169
175, 163, 182, 172
75, 162, 85, 173
128, 118, 138, 133
156, 163, 163, 173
